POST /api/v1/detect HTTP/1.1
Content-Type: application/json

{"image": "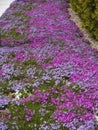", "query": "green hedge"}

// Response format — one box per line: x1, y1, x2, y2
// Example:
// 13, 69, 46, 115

69, 0, 98, 40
